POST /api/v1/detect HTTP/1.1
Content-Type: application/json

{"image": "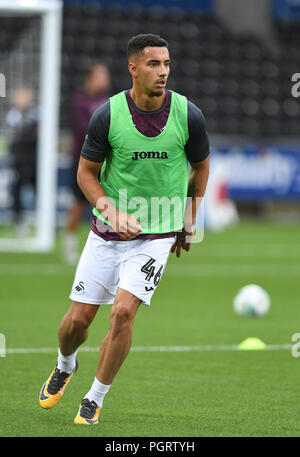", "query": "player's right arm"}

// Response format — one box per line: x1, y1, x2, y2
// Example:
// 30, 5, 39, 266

77, 102, 142, 240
